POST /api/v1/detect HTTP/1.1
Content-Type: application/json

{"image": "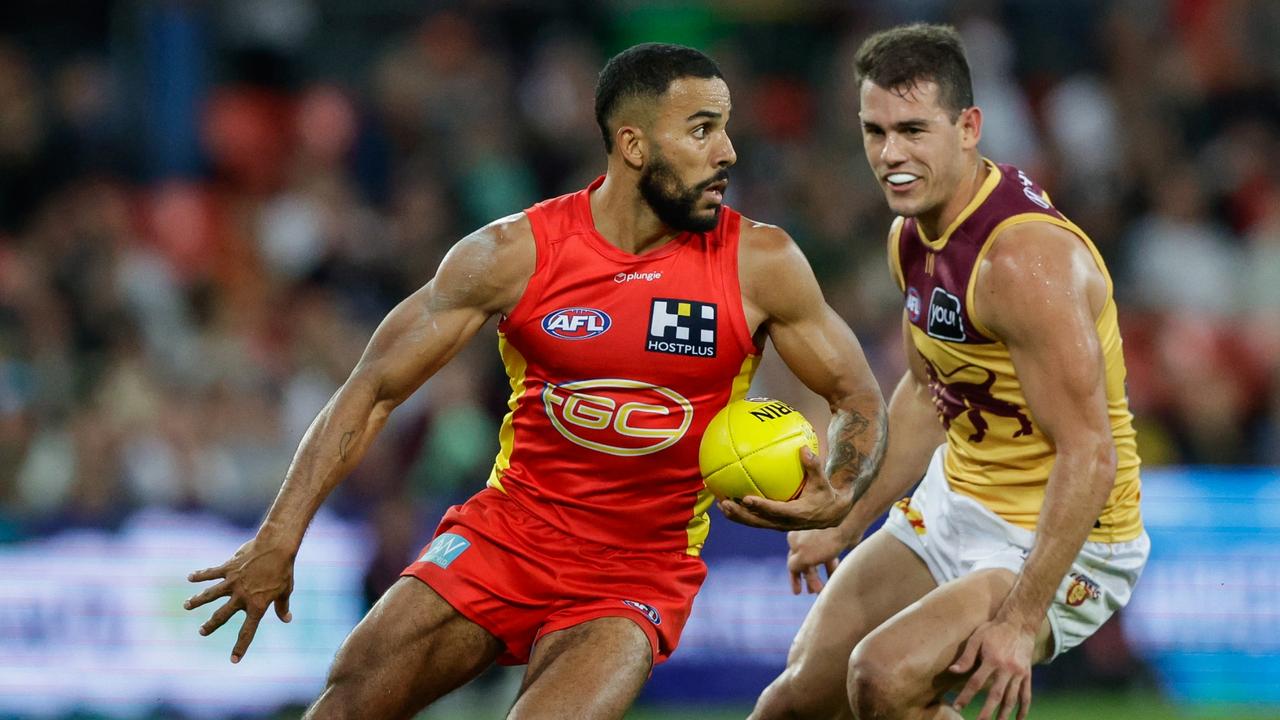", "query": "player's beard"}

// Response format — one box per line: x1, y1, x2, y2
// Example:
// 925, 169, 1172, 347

639, 151, 727, 233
